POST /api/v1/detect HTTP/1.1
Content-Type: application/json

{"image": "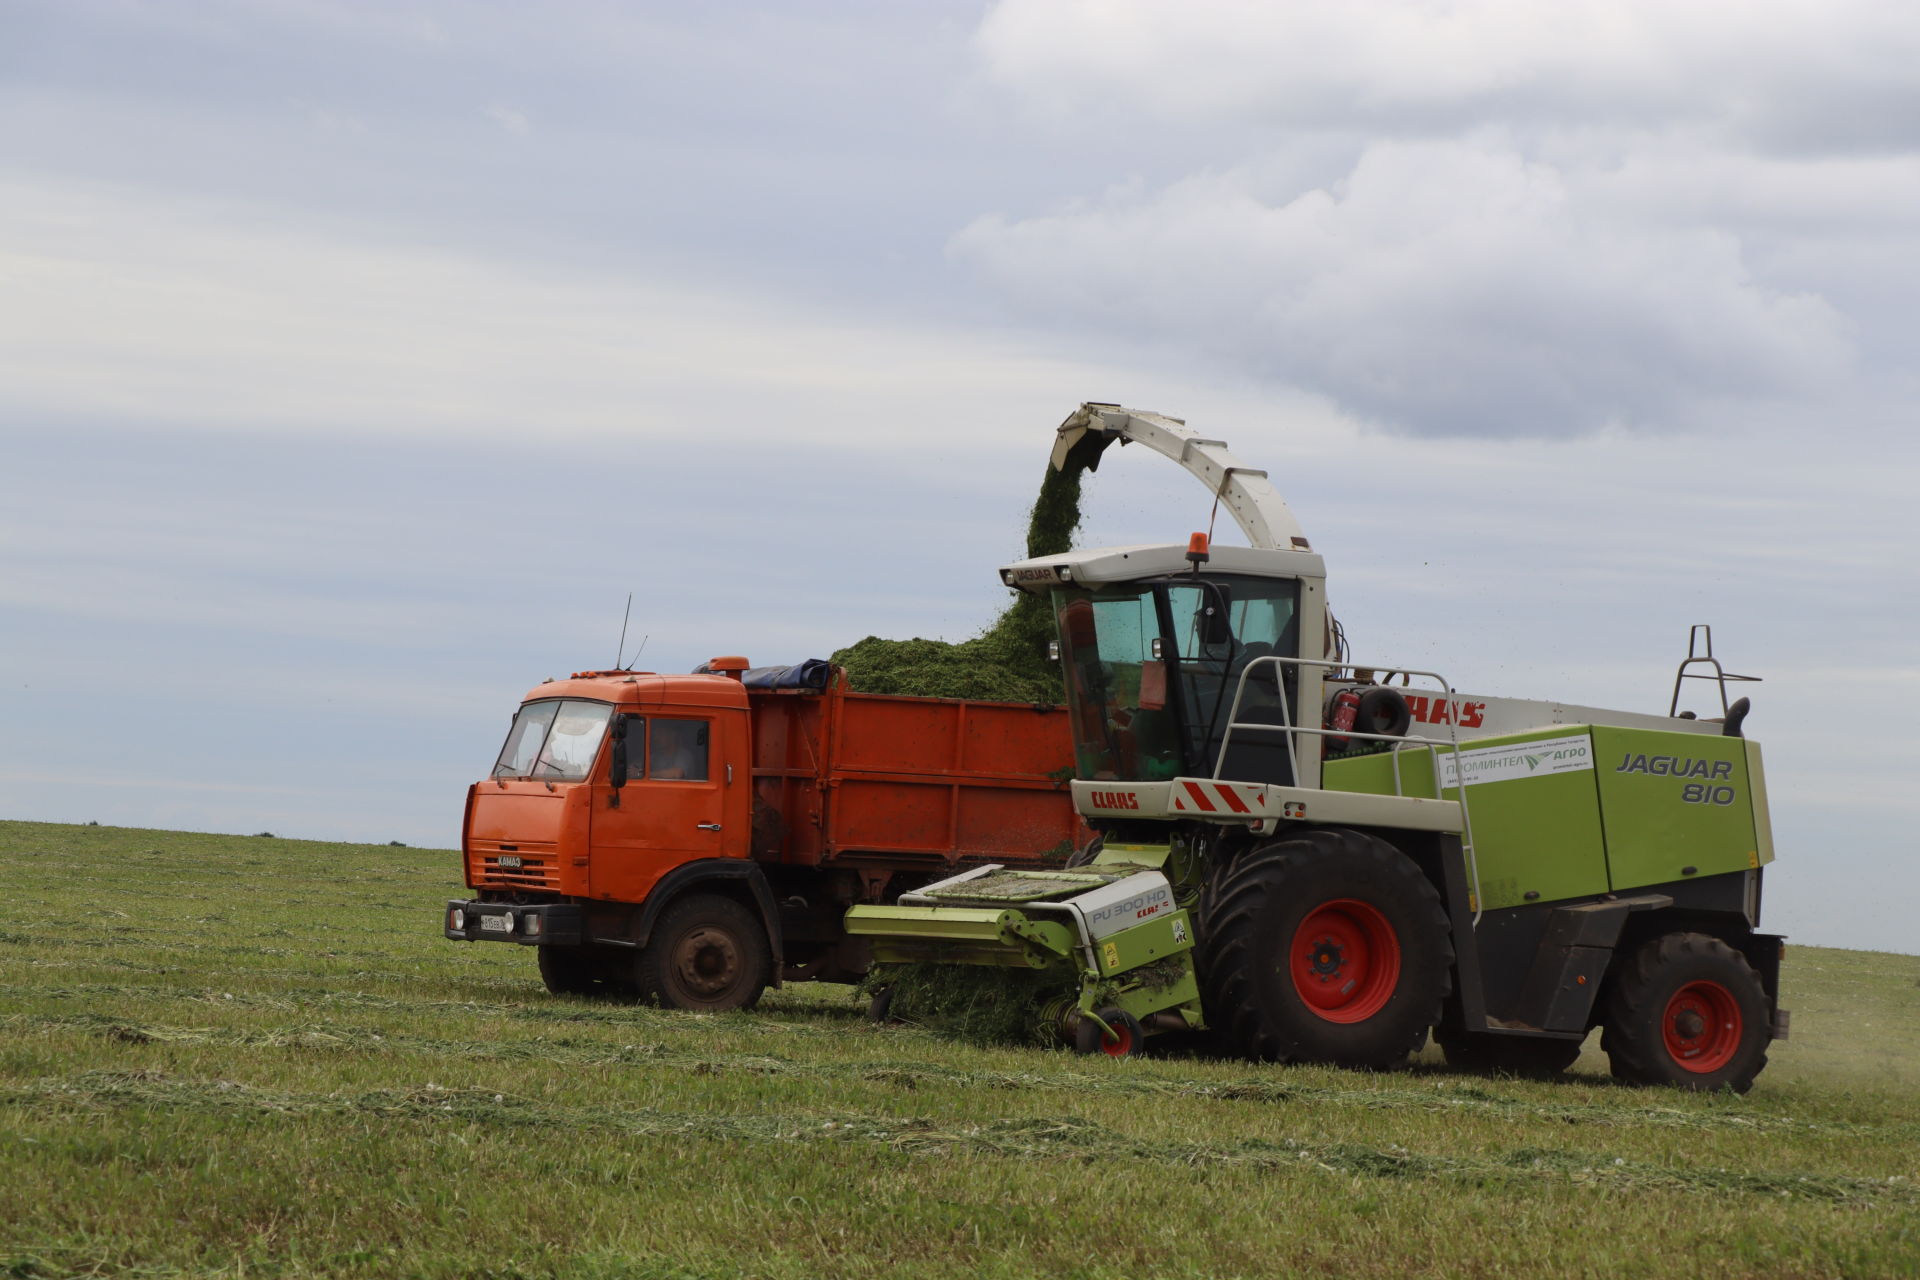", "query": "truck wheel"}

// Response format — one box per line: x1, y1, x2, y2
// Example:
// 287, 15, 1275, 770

1437, 1028, 1585, 1077
635, 893, 771, 1013
1198, 828, 1451, 1069
1601, 932, 1770, 1092
537, 945, 601, 996
1073, 1007, 1145, 1058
